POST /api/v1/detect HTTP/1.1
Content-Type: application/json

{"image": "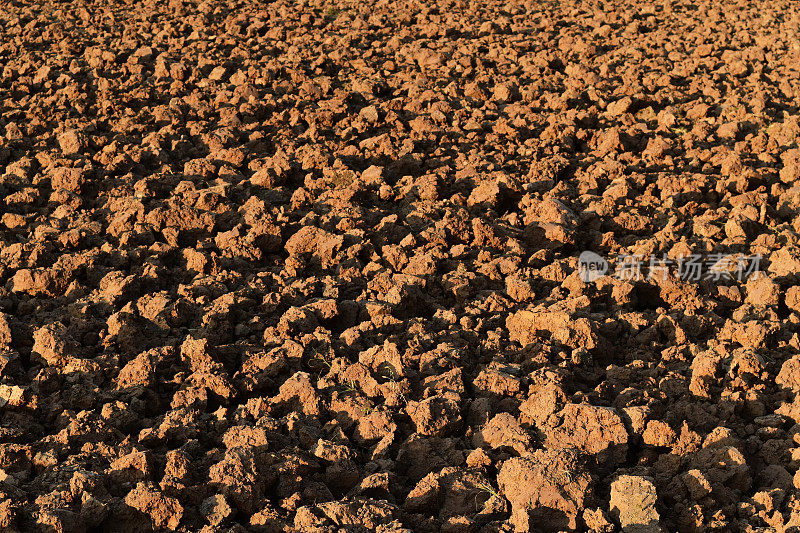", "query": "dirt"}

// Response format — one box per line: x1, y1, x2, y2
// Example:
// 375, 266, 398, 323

1, 0, 800, 531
